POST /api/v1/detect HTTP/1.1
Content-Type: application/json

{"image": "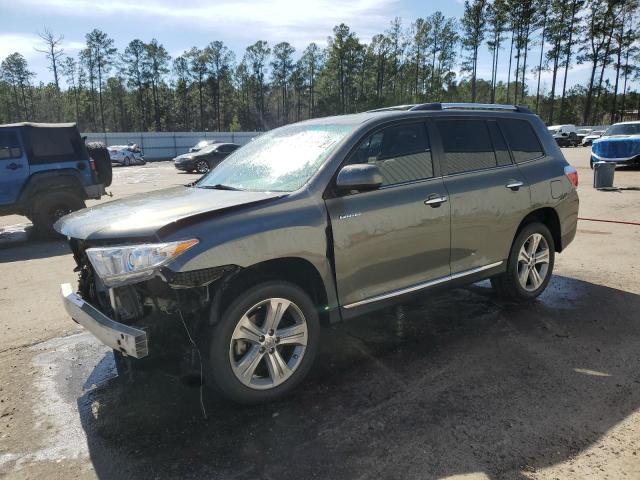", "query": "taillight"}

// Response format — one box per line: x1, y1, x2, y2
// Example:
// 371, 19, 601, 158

89, 158, 96, 171
564, 165, 578, 187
